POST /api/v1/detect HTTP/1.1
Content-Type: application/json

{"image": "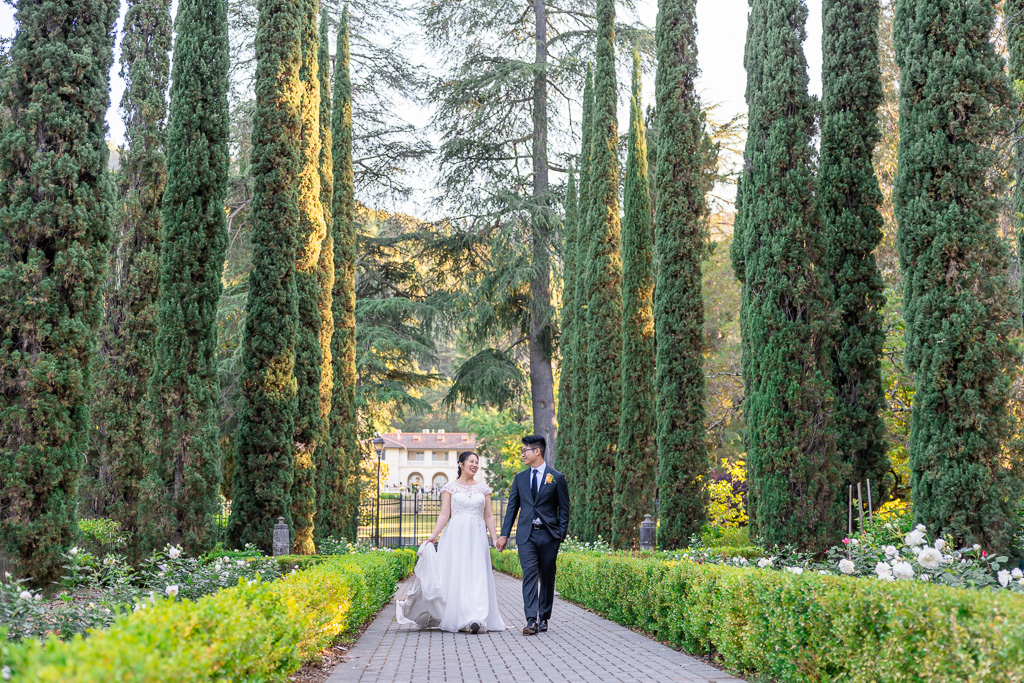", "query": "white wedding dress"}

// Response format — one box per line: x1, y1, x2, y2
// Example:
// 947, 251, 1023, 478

396, 481, 505, 632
